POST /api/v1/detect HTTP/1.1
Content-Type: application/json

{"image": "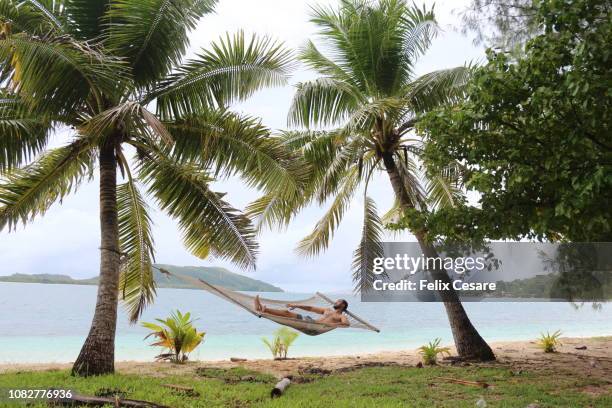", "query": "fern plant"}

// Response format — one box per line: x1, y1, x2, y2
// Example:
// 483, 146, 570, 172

418, 338, 451, 365
262, 327, 299, 360
537, 330, 562, 353
142, 310, 205, 363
